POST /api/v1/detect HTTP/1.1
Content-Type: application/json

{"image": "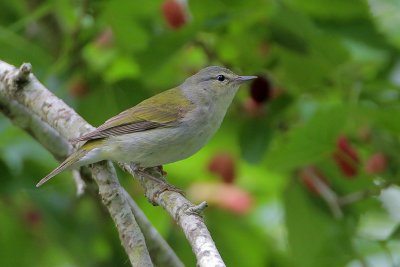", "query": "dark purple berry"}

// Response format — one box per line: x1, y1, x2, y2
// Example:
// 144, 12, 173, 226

249, 76, 272, 104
